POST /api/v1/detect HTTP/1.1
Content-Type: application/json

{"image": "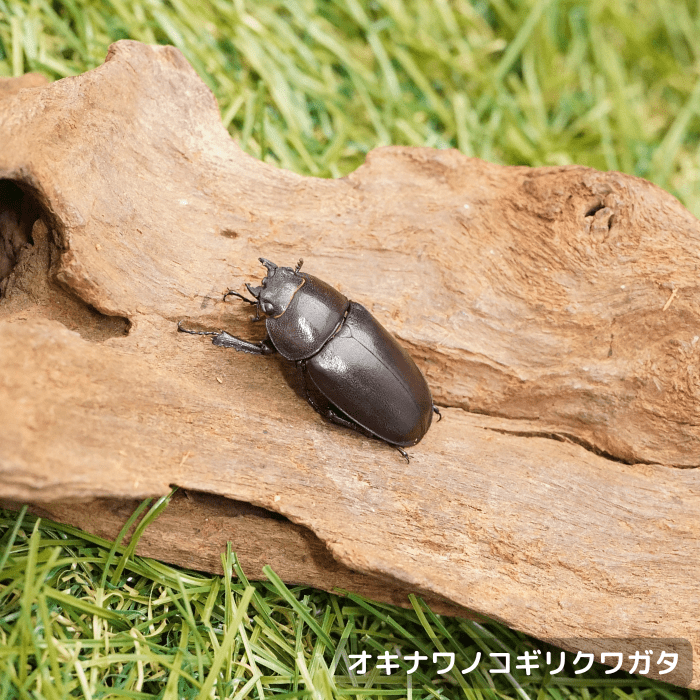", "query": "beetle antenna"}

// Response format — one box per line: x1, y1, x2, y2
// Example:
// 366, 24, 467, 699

295, 258, 304, 273
177, 320, 222, 336
223, 289, 257, 305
